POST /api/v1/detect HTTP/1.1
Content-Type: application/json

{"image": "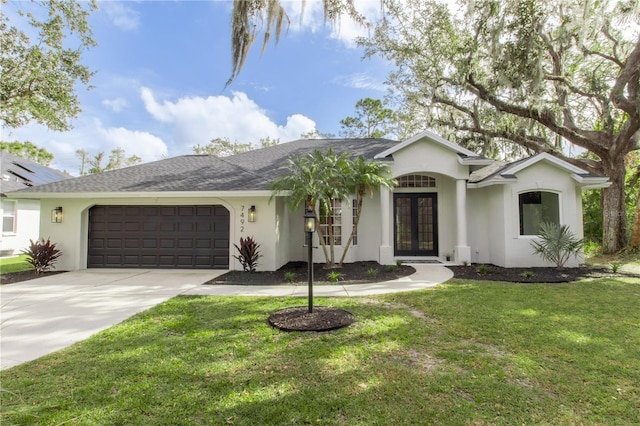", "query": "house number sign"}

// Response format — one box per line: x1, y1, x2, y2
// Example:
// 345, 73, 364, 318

239, 205, 246, 233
